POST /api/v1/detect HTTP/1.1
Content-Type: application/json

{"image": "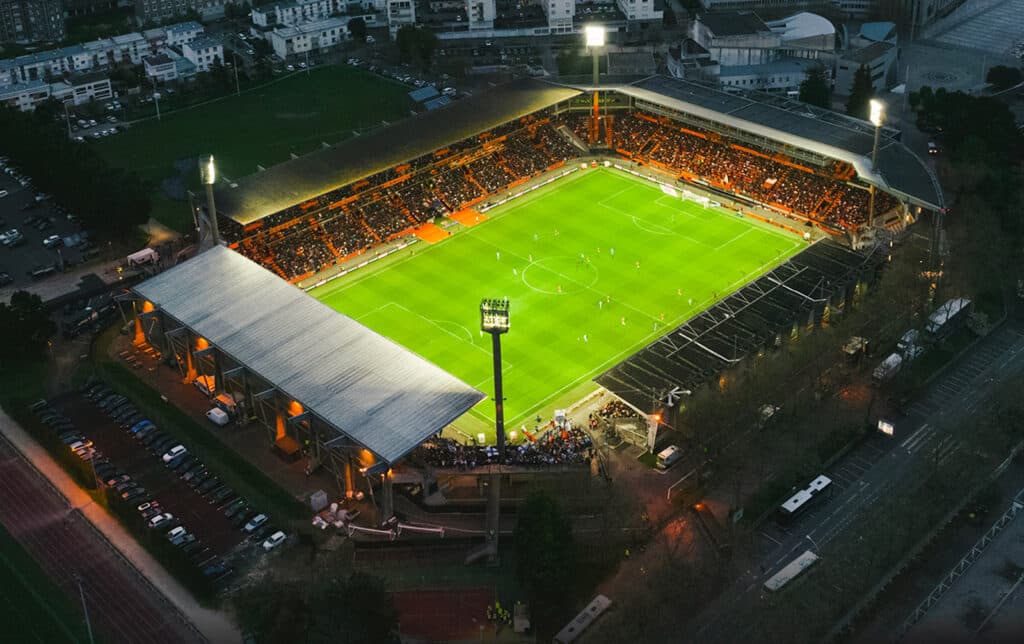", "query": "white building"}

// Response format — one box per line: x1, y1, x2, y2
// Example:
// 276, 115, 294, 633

386, 0, 415, 31
110, 32, 148, 65
835, 41, 896, 95
143, 52, 178, 82
182, 36, 224, 72
680, 10, 834, 93
0, 80, 51, 111
466, 0, 496, 30
253, 0, 348, 27
50, 73, 113, 106
165, 21, 205, 47
541, 0, 573, 32
615, 0, 662, 22
268, 16, 350, 59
